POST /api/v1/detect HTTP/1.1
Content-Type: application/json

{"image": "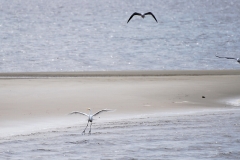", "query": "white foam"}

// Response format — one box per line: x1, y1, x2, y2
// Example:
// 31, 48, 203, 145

226, 98, 240, 107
